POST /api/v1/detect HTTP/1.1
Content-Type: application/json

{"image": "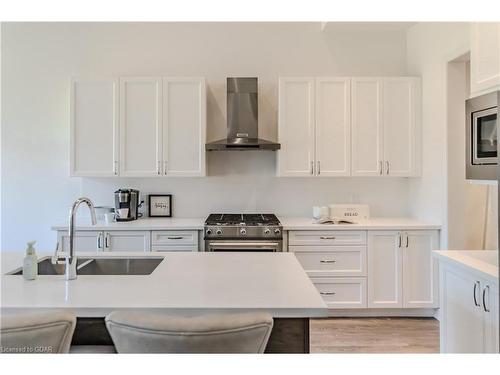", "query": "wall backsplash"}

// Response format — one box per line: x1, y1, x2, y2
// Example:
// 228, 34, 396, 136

2, 22, 410, 250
